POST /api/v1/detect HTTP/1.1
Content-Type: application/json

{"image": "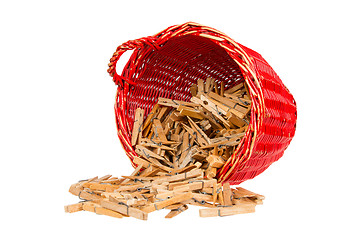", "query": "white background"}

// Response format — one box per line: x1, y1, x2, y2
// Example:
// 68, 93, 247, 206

1, 0, 359, 239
